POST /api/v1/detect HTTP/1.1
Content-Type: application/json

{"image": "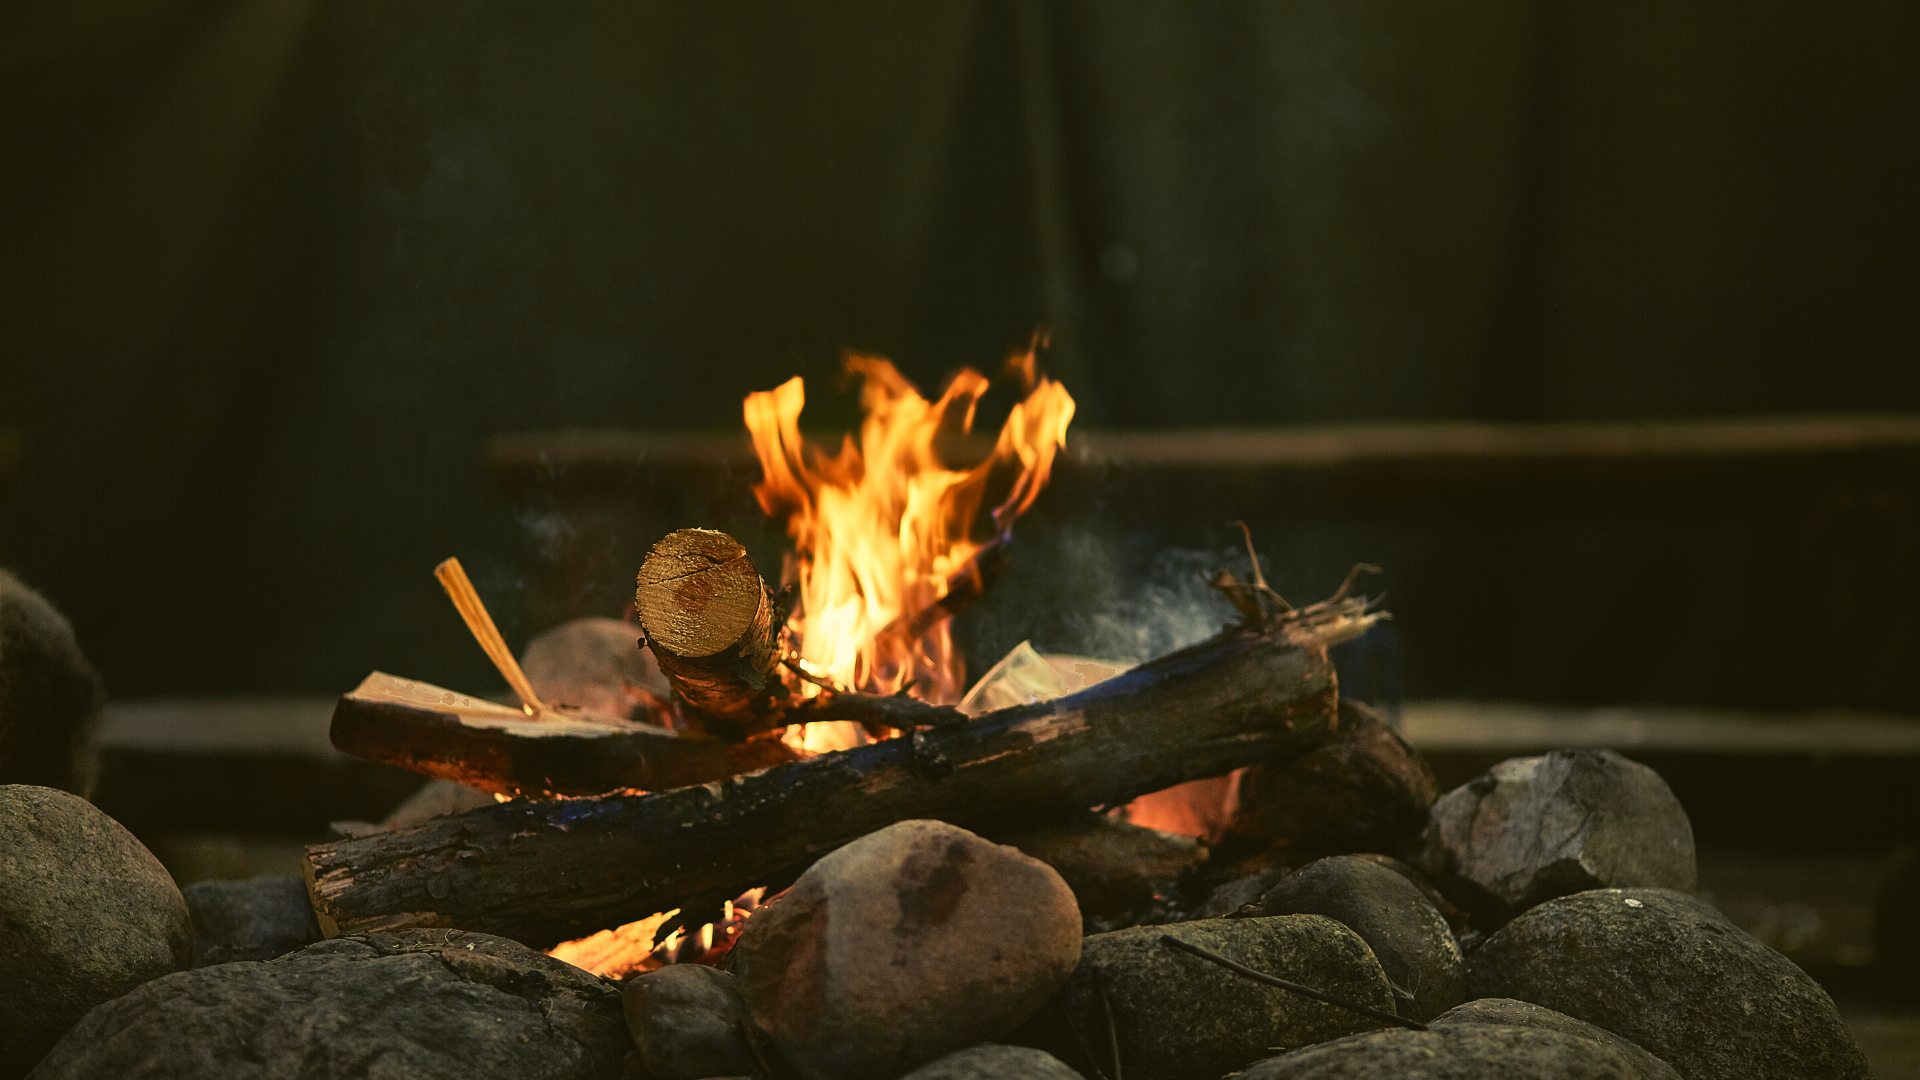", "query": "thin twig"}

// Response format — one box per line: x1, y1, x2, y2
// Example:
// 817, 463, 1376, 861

1157, 934, 1426, 1032
781, 656, 852, 695
1099, 975, 1123, 1080
434, 557, 546, 716
1283, 563, 1384, 622
1233, 520, 1292, 612
1057, 997, 1111, 1080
